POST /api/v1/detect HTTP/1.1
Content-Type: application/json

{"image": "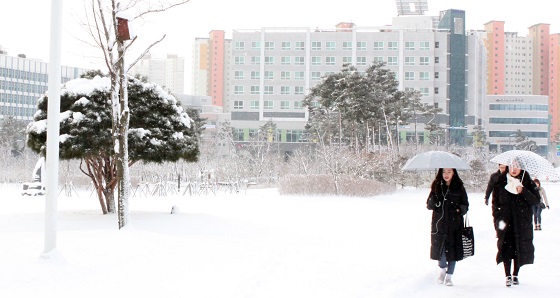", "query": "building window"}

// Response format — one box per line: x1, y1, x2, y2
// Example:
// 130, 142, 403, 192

265, 41, 275, 50
294, 86, 304, 94
343, 57, 352, 64
419, 71, 429, 80
343, 41, 352, 50
311, 71, 321, 80
264, 86, 274, 95
434, 87, 439, 94
233, 128, 244, 141
250, 100, 259, 109
405, 41, 415, 50
264, 100, 274, 109
265, 56, 274, 65
281, 71, 291, 80
295, 56, 305, 65
233, 100, 244, 109
280, 101, 290, 109
357, 57, 367, 66
388, 41, 398, 51
326, 41, 336, 50
251, 86, 260, 94
294, 101, 303, 109
295, 41, 305, 50
311, 56, 321, 65
234, 86, 244, 94
295, 71, 305, 80
387, 56, 398, 66
234, 56, 245, 65
357, 41, 367, 51
404, 71, 415, 80
405, 57, 415, 66
435, 42, 439, 48
373, 41, 384, 51
286, 130, 303, 142
434, 57, 439, 63
281, 56, 291, 65
419, 41, 429, 50
251, 56, 260, 65
281, 86, 290, 94
264, 71, 274, 80
282, 41, 291, 50
311, 41, 322, 50
420, 87, 429, 96
234, 41, 245, 50
234, 71, 244, 79
434, 72, 439, 79
326, 56, 336, 65
419, 57, 430, 65
373, 57, 384, 63
252, 41, 261, 50
251, 71, 260, 80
